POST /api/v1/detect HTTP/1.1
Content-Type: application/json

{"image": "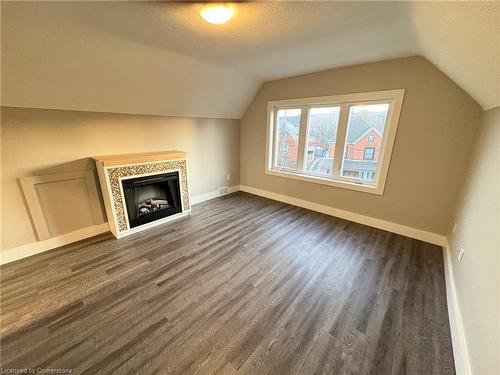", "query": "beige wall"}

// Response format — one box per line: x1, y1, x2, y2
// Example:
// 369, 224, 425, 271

1, 107, 240, 251
1, 2, 259, 119
240, 56, 482, 235
448, 107, 500, 375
